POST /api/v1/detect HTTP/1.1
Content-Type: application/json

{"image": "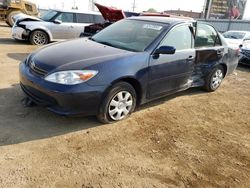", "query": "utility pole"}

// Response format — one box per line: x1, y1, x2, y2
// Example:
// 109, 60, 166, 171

132, 0, 136, 12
